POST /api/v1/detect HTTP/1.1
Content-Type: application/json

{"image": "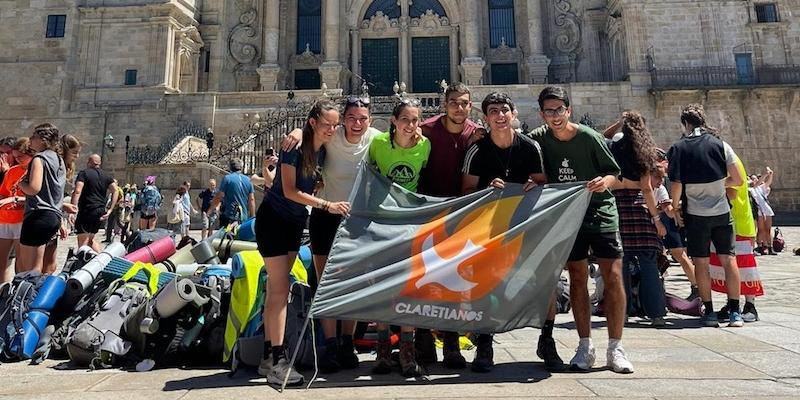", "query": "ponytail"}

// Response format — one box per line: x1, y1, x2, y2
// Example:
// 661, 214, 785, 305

60, 134, 81, 180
